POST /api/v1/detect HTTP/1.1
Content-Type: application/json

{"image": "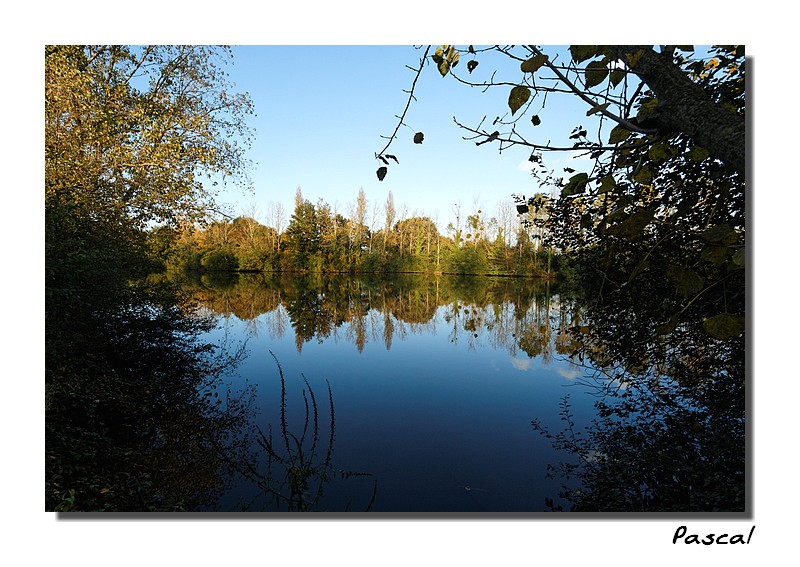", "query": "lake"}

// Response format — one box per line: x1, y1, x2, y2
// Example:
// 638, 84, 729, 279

181, 271, 609, 513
